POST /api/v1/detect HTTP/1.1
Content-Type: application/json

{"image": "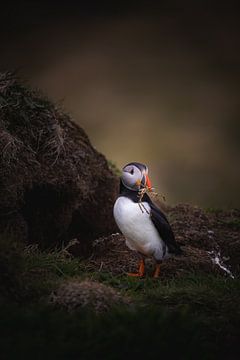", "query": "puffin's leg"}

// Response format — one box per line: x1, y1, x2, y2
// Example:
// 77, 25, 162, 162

153, 261, 161, 278
128, 254, 145, 277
